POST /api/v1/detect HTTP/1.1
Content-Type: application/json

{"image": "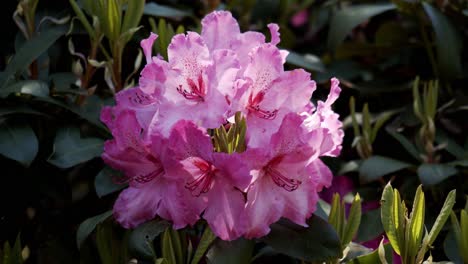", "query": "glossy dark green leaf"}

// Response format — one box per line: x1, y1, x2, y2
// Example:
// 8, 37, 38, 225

355, 209, 383, 243
443, 229, 462, 264
0, 106, 45, 116
0, 27, 66, 88
262, 216, 342, 262
206, 238, 254, 264
0, 80, 49, 98
286, 51, 325, 72
417, 163, 457, 186
76, 210, 113, 248
359, 156, 412, 183
386, 128, 421, 161
94, 166, 126, 197
0, 120, 38, 167
48, 126, 104, 168
422, 3, 463, 80
327, 3, 396, 51
128, 219, 170, 258
143, 3, 192, 19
